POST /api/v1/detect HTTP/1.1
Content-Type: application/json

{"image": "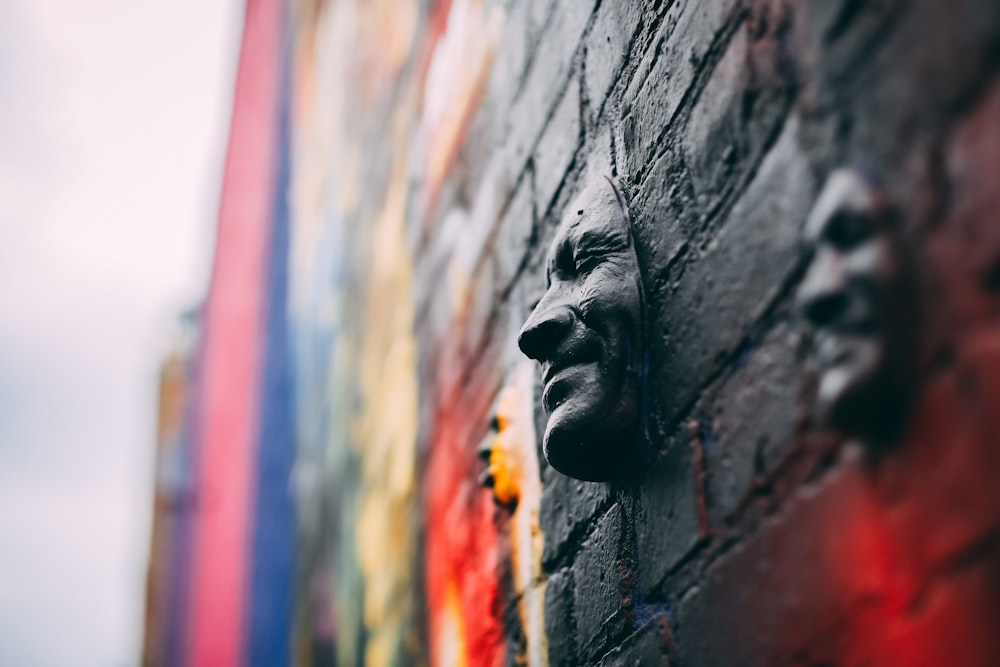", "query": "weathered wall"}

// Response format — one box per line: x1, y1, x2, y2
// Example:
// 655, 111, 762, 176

287, 0, 1000, 664
145, 0, 1000, 664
